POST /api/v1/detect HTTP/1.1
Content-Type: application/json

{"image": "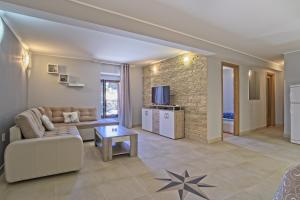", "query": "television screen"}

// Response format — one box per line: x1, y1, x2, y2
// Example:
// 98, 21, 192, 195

152, 86, 170, 105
